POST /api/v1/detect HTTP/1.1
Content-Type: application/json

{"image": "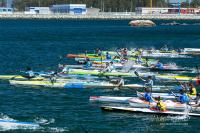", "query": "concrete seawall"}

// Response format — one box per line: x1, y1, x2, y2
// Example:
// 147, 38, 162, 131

0, 13, 200, 20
